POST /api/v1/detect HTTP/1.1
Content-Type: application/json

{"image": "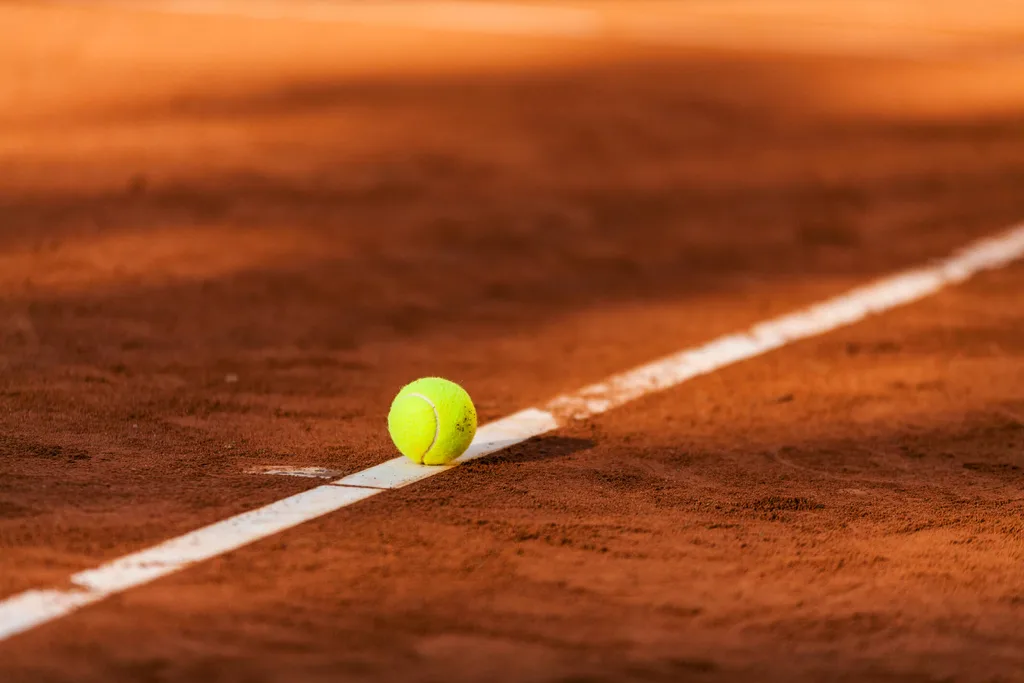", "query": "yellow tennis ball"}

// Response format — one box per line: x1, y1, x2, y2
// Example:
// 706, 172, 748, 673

388, 377, 477, 465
